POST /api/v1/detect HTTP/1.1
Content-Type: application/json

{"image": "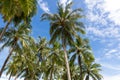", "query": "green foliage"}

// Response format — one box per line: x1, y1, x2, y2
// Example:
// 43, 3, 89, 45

41, 1, 85, 46
0, 1, 102, 80
0, 0, 37, 24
